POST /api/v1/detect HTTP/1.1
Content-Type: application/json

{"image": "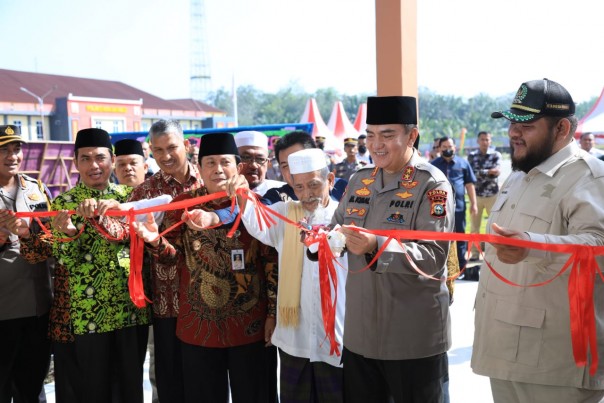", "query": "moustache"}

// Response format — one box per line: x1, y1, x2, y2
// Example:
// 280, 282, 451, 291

301, 197, 323, 204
